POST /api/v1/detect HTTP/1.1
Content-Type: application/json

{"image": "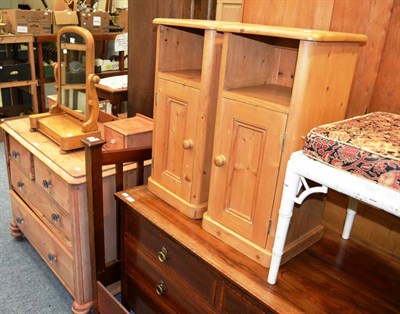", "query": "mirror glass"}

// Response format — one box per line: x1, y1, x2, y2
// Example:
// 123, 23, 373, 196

59, 32, 88, 118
